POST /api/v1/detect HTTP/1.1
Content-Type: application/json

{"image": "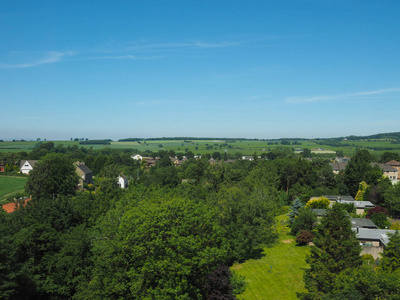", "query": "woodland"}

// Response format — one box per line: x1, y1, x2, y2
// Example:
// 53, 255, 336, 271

1, 142, 400, 299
